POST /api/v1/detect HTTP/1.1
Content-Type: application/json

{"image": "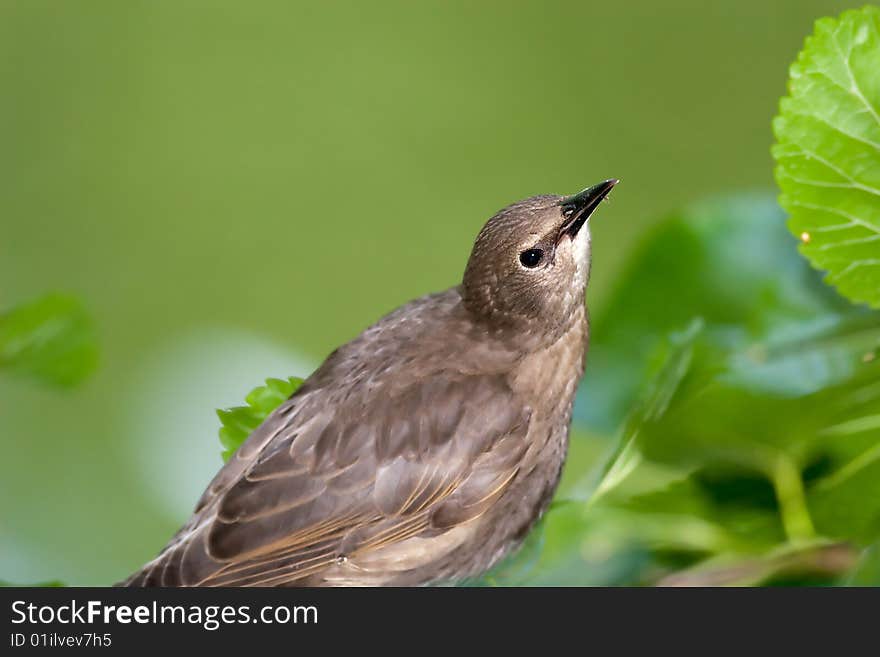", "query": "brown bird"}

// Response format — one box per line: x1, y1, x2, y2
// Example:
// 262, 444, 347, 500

124, 179, 618, 586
